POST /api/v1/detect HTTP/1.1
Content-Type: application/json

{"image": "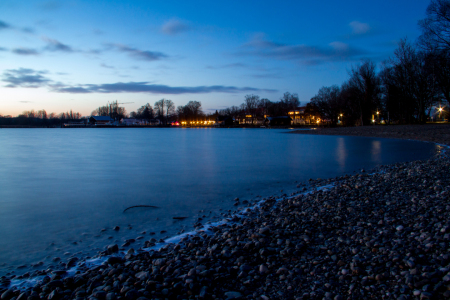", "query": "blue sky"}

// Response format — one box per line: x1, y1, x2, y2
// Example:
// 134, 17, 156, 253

0, 0, 430, 116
